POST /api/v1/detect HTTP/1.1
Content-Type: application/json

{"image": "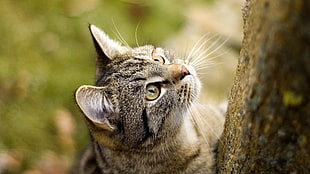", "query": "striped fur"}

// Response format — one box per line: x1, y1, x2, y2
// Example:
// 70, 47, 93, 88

72, 25, 225, 174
